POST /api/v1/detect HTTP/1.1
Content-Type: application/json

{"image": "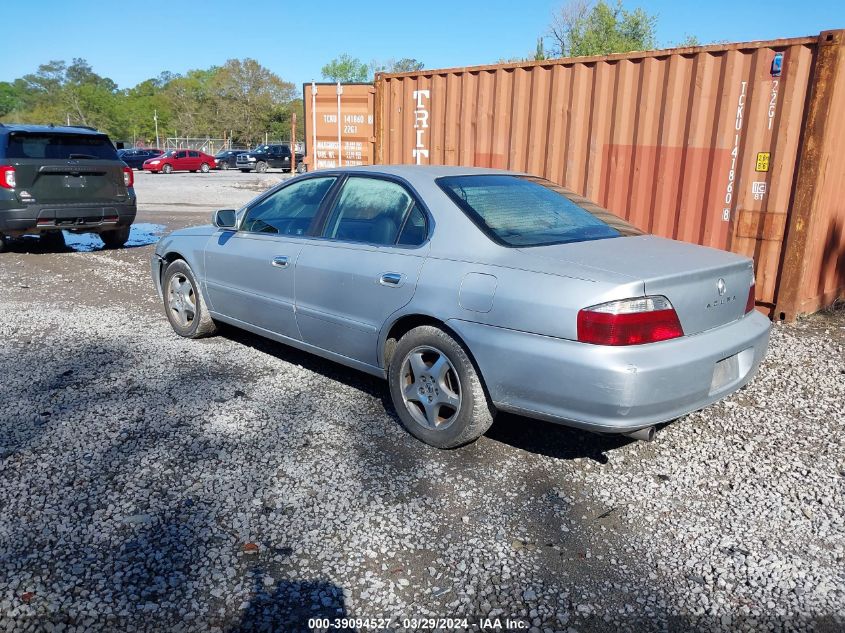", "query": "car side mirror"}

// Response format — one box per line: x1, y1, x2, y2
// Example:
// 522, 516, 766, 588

213, 209, 237, 229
